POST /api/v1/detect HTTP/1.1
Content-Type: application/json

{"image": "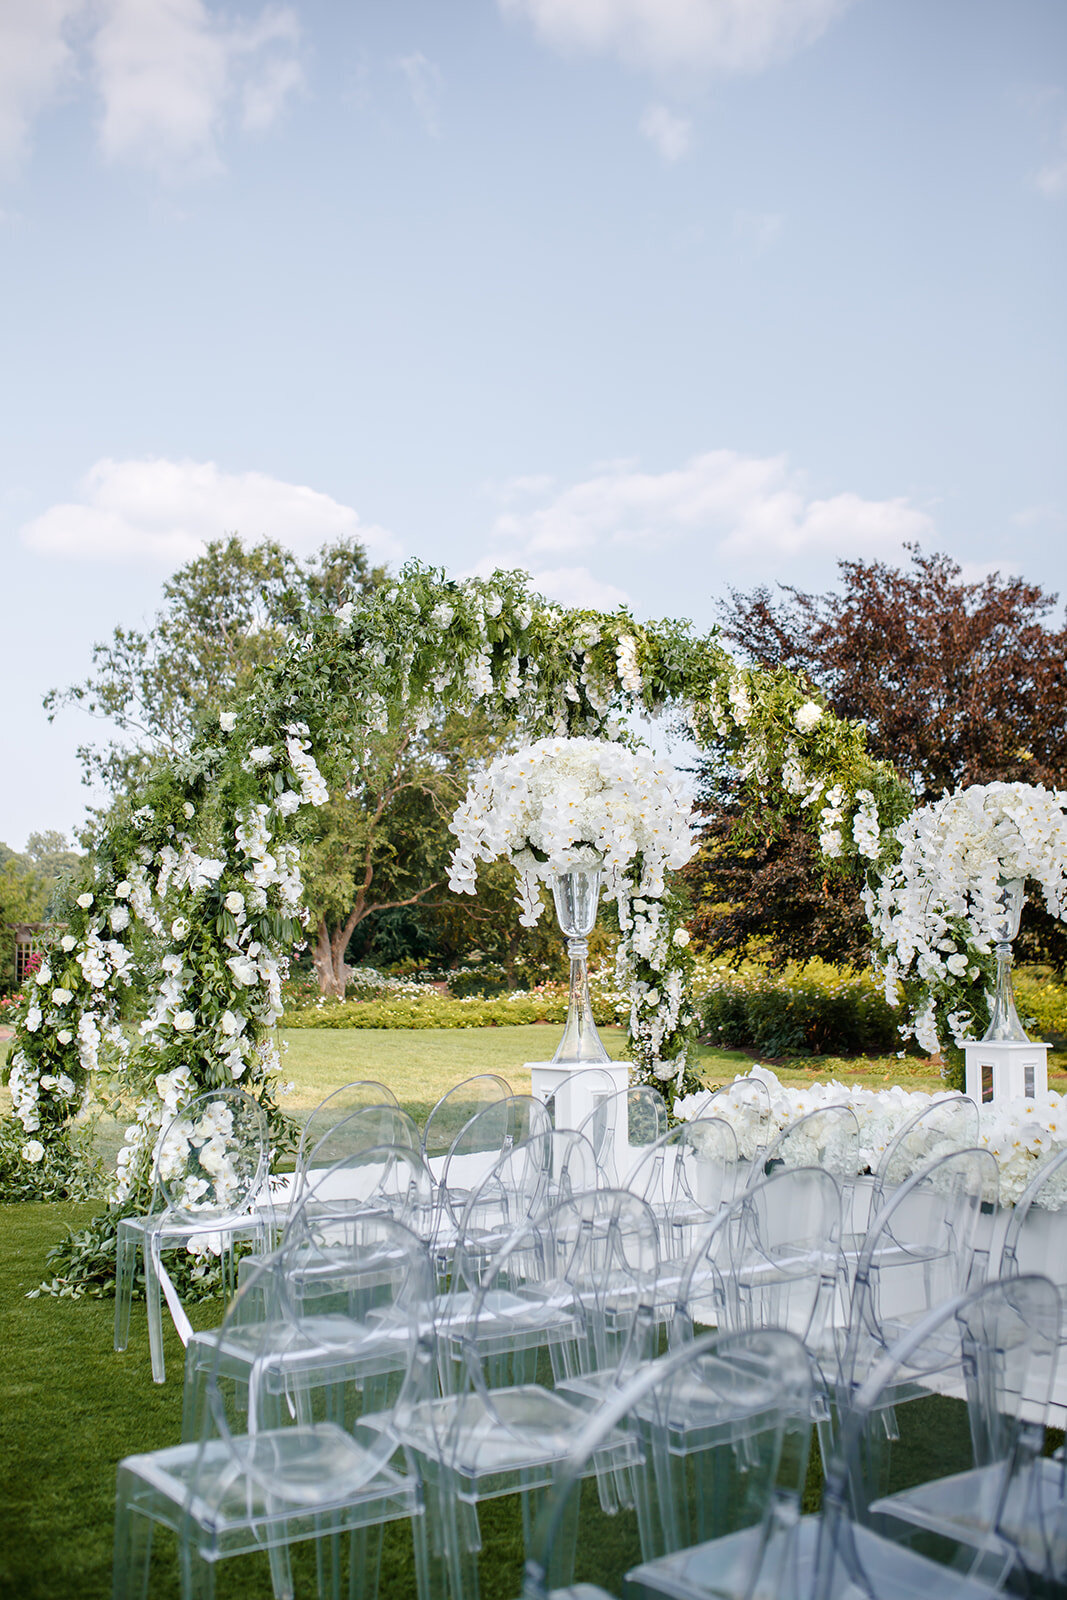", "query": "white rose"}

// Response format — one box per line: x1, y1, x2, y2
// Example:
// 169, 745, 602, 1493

173, 1010, 196, 1032
77, 893, 94, 909
60, 936, 76, 952
182, 802, 195, 820
220, 712, 237, 732
170, 918, 190, 941
21, 1140, 45, 1164
248, 745, 274, 767
672, 928, 691, 948
51, 988, 73, 1006
794, 702, 823, 733
114, 880, 131, 899
25, 1007, 42, 1032
57, 1030, 73, 1045
644, 988, 661, 1008
110, 906, 130, 932
223, 891, 245, 914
